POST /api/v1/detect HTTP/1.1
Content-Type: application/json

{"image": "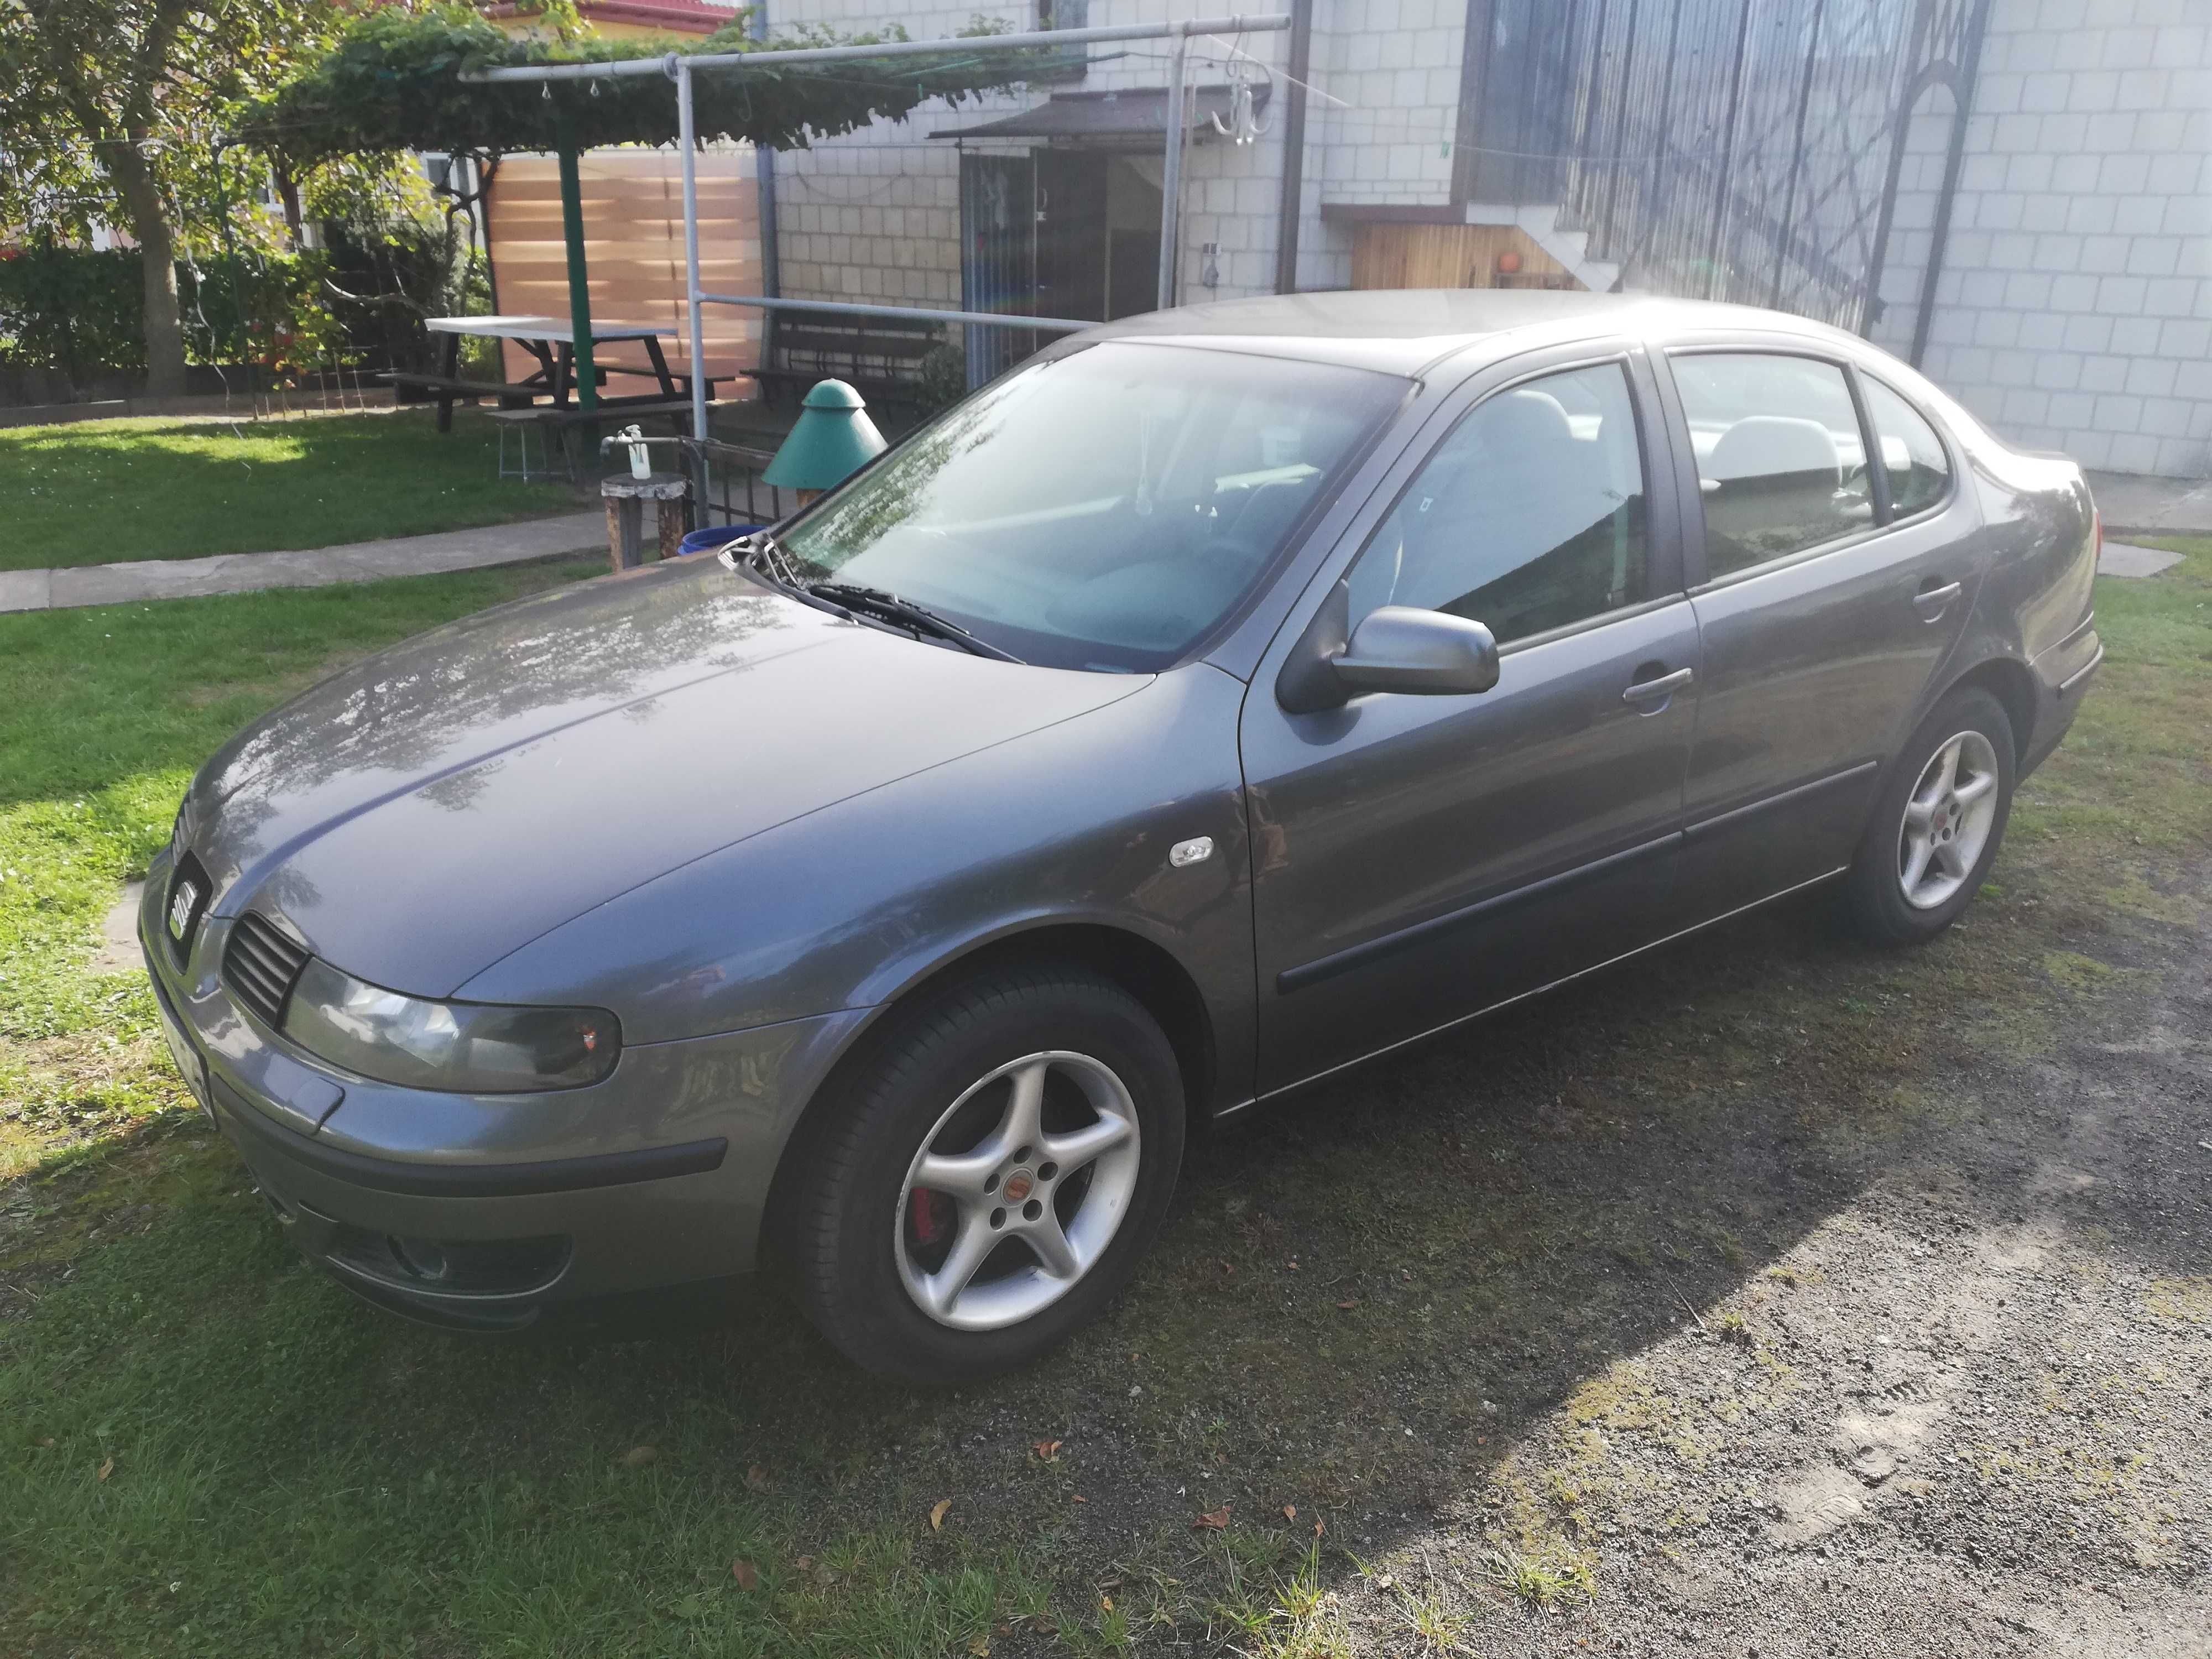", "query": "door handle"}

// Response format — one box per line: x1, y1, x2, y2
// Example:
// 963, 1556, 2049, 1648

1623, 666, 1694, 705
1913, 578, 1962, 622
